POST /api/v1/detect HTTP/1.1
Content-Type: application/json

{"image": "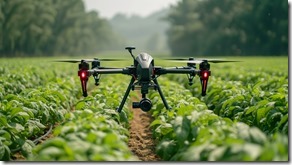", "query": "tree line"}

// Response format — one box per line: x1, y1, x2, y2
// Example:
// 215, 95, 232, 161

0, 0, 122, 57
166, 0, 288, 56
